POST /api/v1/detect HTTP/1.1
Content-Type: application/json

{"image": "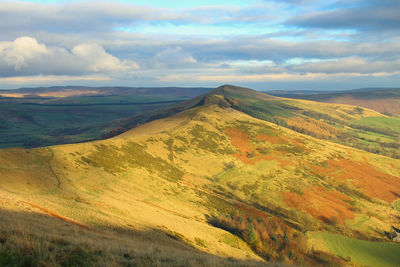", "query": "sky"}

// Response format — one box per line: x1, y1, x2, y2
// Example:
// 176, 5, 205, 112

0, 0, 399, 90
